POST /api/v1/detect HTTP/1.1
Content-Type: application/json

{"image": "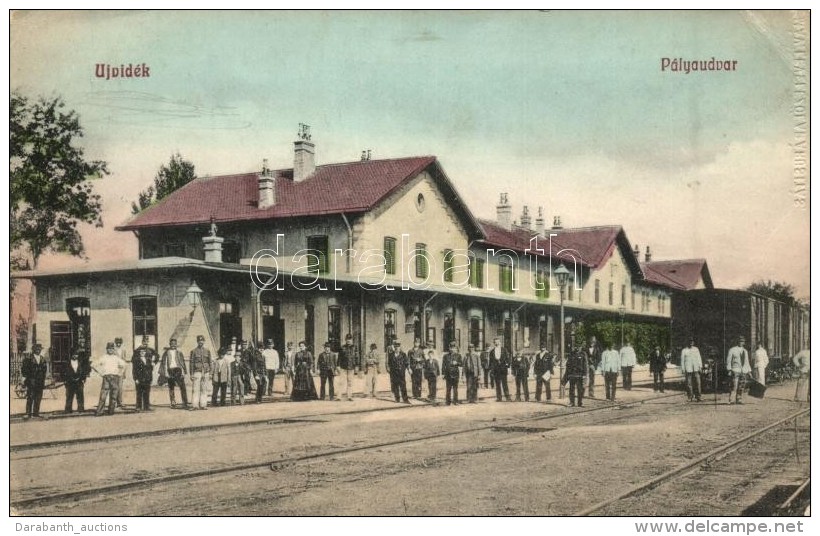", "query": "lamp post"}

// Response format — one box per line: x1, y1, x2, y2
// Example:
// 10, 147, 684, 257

618, 306, 626, 348
554, 264, 571, 399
